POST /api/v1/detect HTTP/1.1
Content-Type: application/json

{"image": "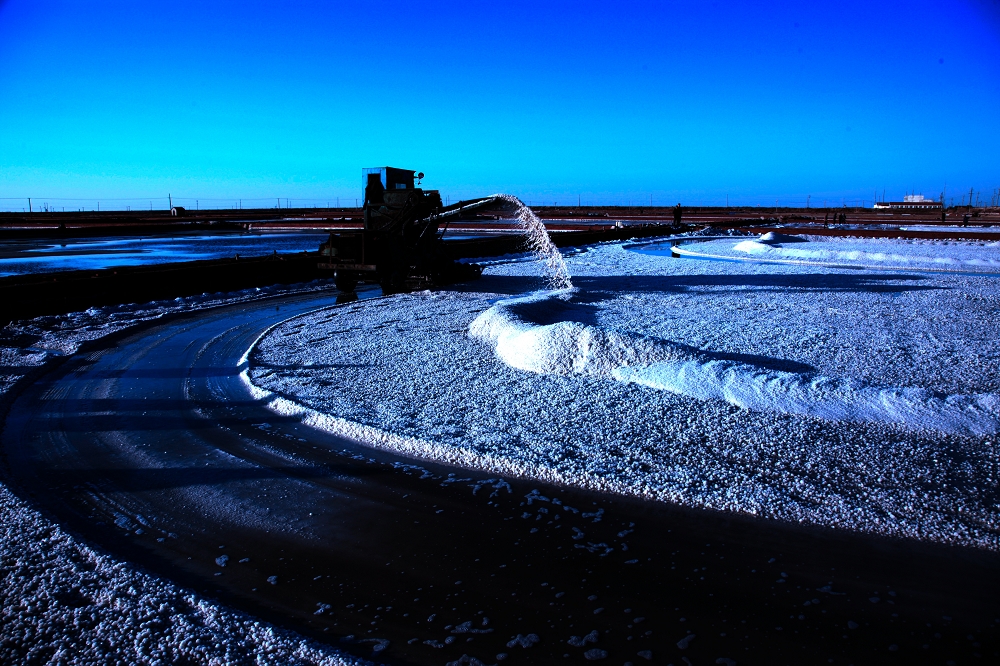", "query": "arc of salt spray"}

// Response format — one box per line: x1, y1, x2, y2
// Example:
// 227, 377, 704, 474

495, 194, 573, 290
